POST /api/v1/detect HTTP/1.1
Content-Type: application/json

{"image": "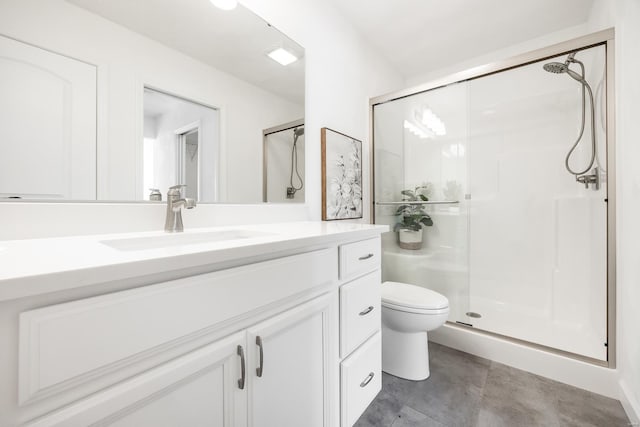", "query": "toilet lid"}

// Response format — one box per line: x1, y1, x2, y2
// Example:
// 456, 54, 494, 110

381, 281, 449, 310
